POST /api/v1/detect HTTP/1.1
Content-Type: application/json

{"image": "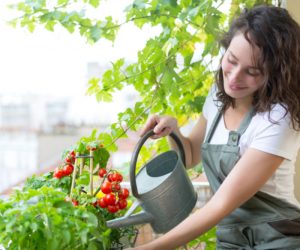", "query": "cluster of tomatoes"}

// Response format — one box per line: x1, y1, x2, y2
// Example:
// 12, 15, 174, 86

95, 169, 130, 213
53, 150, 76, 179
